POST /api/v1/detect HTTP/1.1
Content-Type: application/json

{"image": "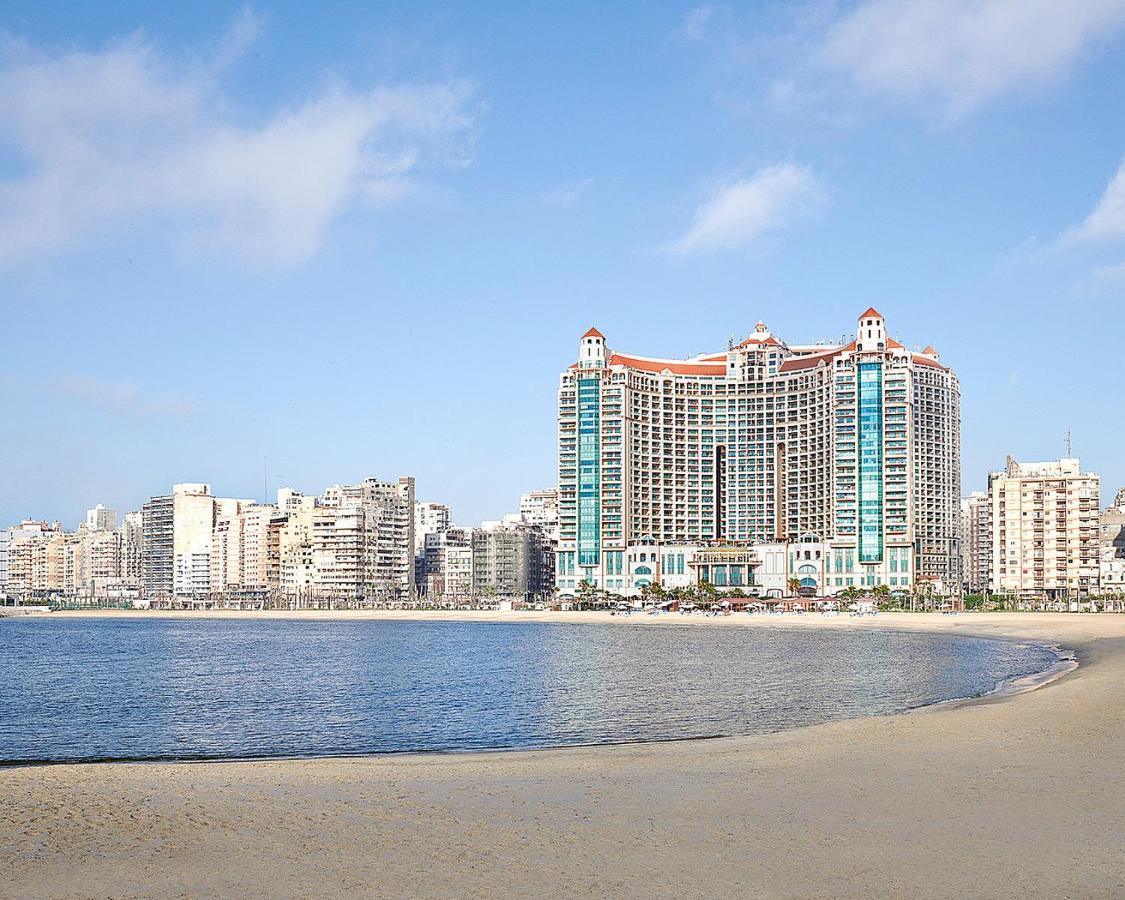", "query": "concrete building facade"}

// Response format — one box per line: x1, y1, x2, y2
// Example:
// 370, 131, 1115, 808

472, 522, 554, 599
